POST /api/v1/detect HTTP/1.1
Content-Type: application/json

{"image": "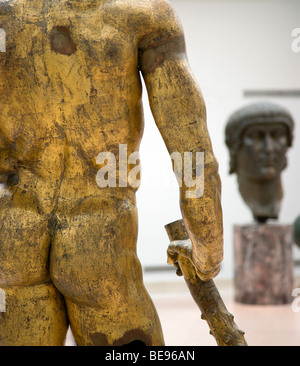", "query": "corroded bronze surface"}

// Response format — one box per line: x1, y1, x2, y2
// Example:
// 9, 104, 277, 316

0, 0, 223, 345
